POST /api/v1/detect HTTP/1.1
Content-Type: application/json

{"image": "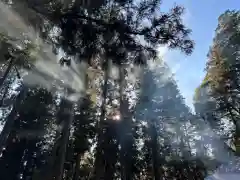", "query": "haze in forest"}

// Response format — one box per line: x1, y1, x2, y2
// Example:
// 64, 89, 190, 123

0, 1, 239, 180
